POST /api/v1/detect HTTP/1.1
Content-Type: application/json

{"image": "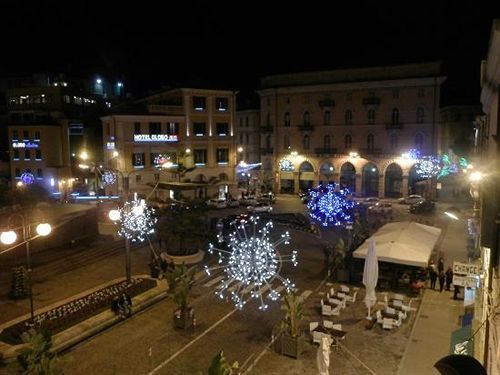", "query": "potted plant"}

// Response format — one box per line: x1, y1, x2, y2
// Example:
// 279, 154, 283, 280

207, 350, 239, 375
167, 263, 196, 329
16, 327, 59, 374
276, 292, 305, 359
